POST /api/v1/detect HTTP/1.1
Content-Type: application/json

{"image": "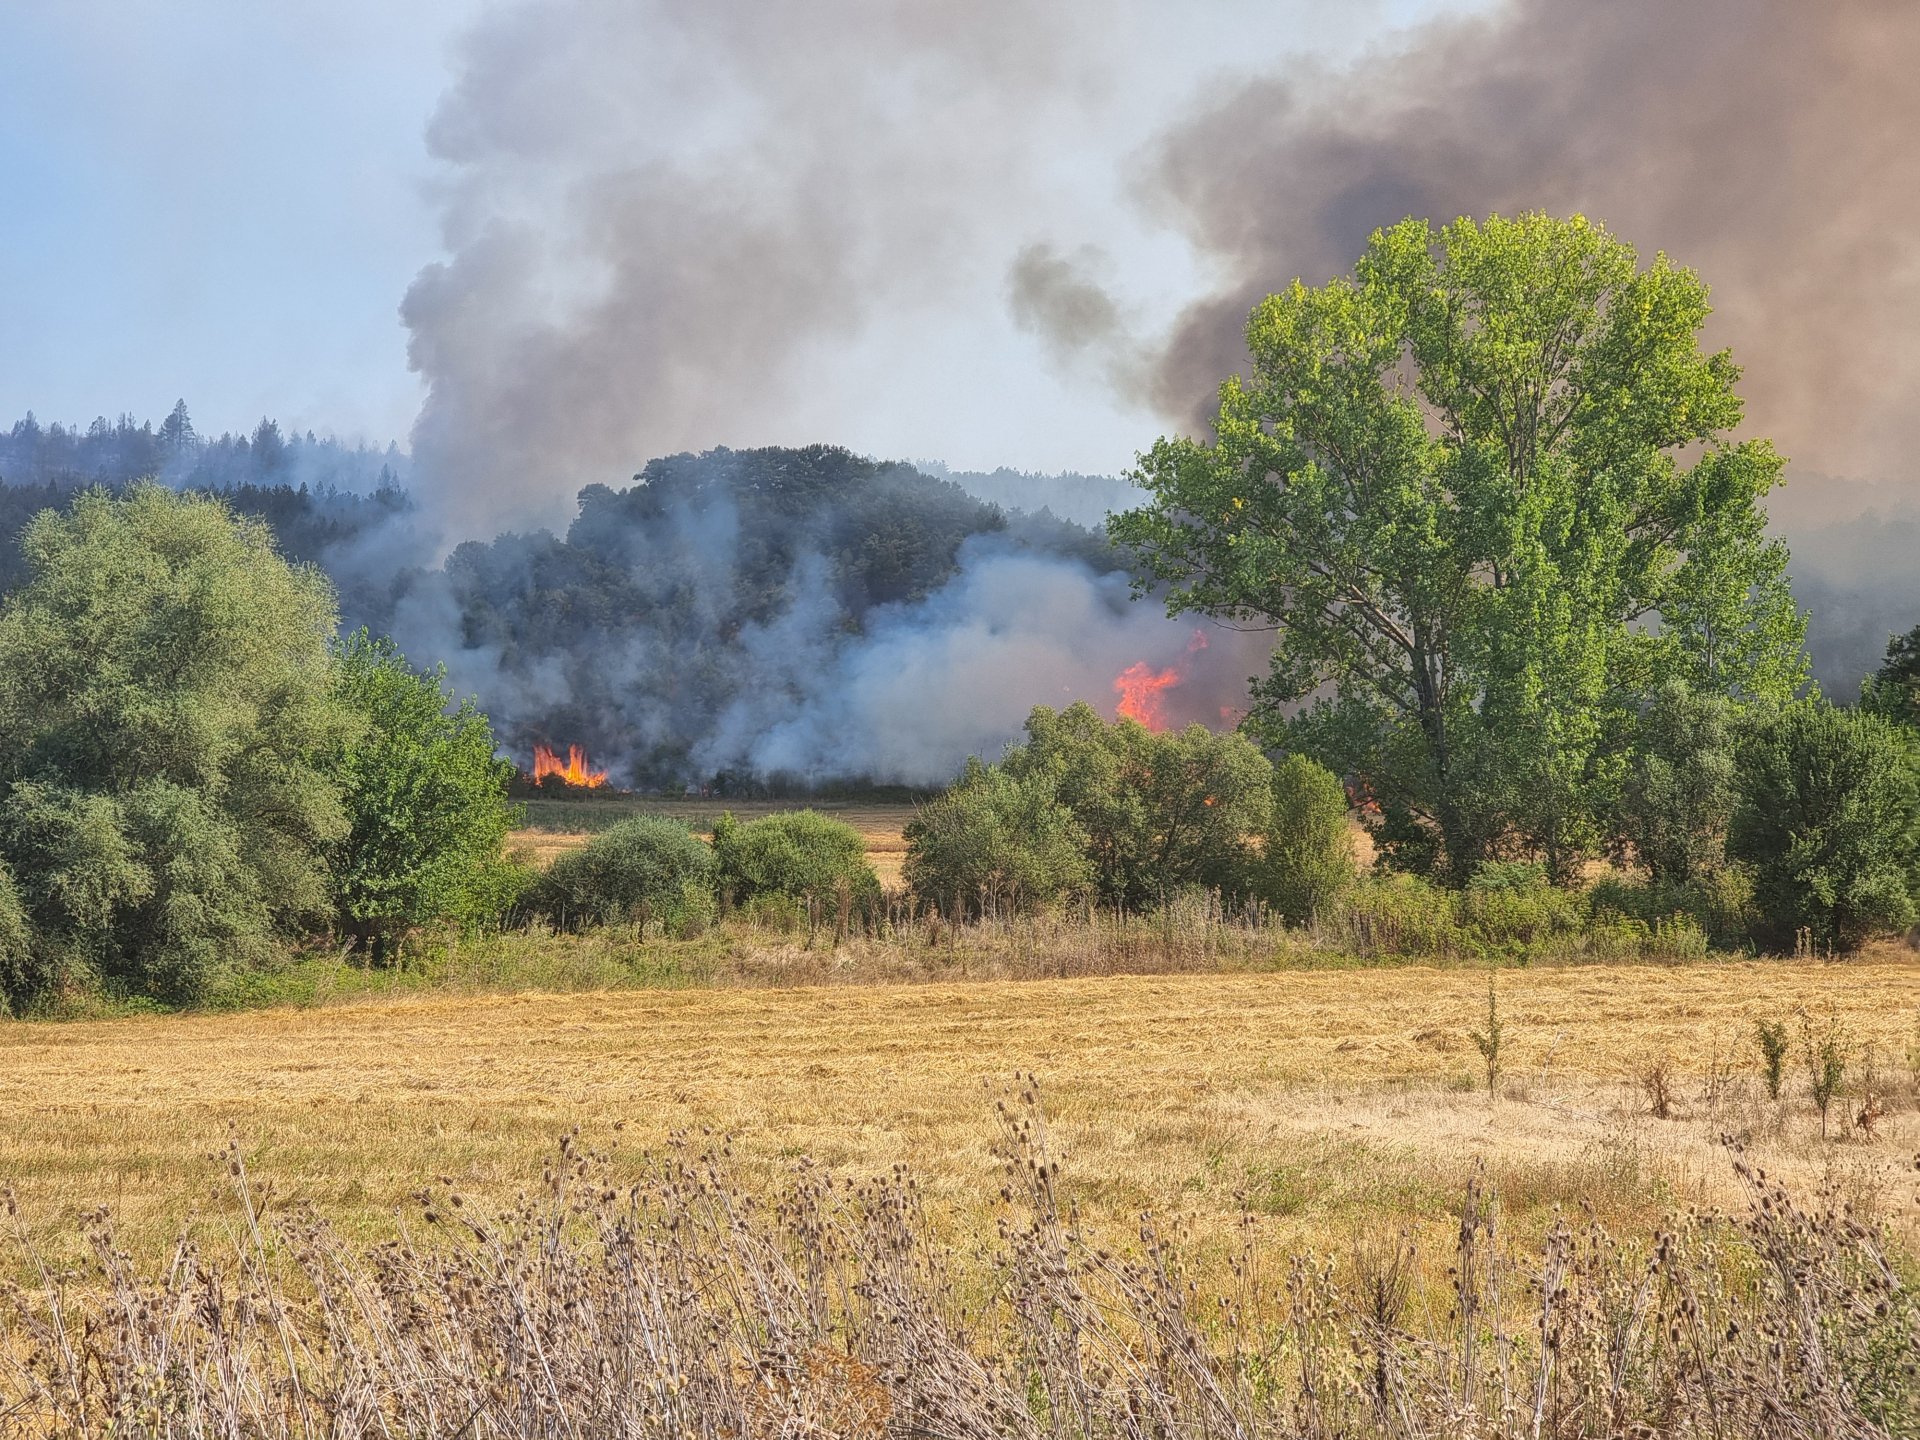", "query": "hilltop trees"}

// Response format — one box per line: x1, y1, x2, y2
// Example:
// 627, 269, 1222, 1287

1114, 213, 1806, 883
